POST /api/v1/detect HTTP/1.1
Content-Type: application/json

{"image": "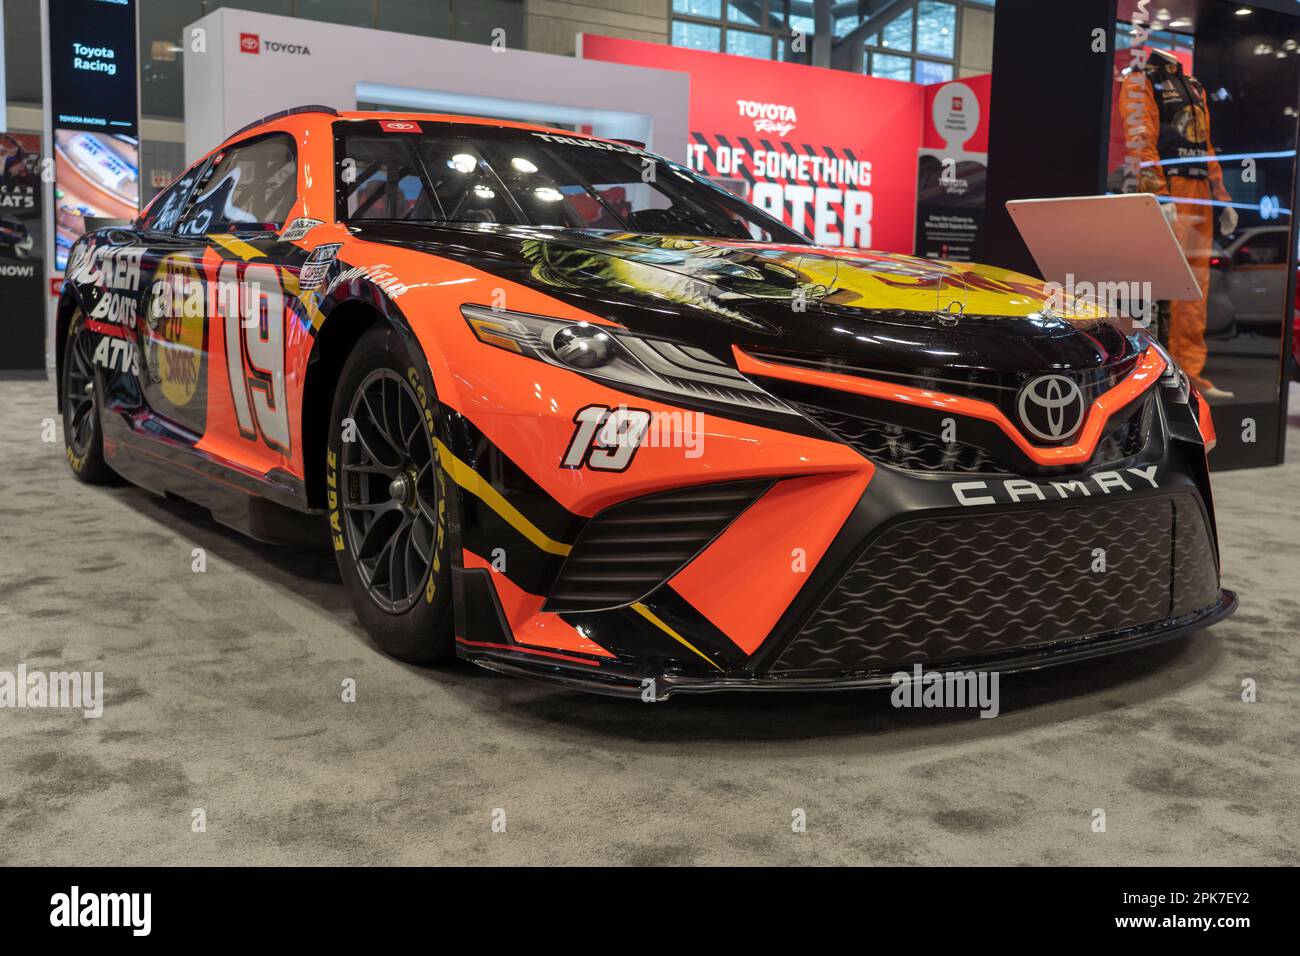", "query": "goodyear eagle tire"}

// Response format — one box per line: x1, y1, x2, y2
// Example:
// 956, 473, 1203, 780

61, 311, 118, 485
328, 325, 454, 663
